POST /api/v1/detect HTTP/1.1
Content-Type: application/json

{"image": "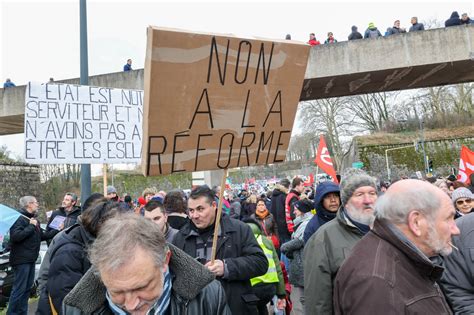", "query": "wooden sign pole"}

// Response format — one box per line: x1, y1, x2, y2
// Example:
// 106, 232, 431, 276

210, 169, 228, 264
103, 164, 108, 196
